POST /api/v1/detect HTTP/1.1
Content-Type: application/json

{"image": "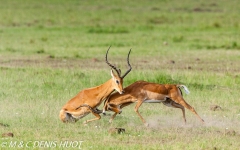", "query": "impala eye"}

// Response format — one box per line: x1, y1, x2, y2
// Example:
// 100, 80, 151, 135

116, 80, 119, 84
